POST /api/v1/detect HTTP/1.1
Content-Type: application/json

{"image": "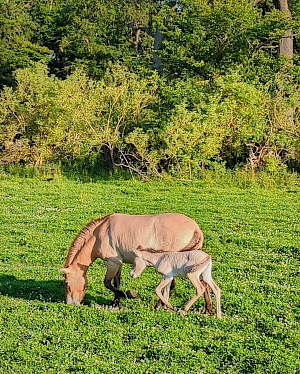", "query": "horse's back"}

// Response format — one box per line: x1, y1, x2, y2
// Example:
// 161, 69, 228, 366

106, 213, 203, 253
